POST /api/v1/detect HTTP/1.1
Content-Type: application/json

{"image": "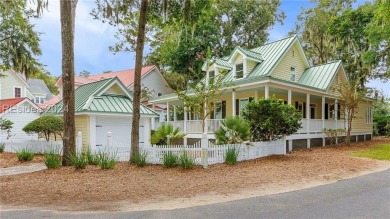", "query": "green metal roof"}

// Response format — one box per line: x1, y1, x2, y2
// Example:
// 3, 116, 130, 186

239, 47, 263, 61
214, 58, 233, 69
298, 60, 341, 90
44, 77, 157, 116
